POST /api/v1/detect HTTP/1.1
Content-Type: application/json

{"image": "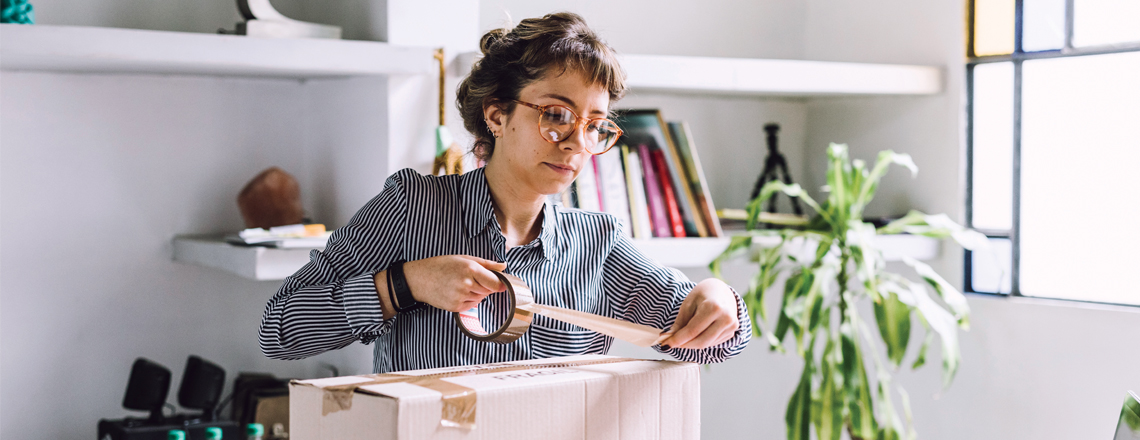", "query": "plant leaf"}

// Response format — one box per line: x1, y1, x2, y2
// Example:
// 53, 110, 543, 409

904, 256, 971, 330
873, 291, 912, 368
907, 281, 962, 388
899, 387, 917, 440
855, 151, 917, 219
816, 339, 845, 440
710, 235, 753, 279
826, 144, 851, 227
786, 355, 813, 440
842, 322, 877, 439
911, 316, 934, 370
